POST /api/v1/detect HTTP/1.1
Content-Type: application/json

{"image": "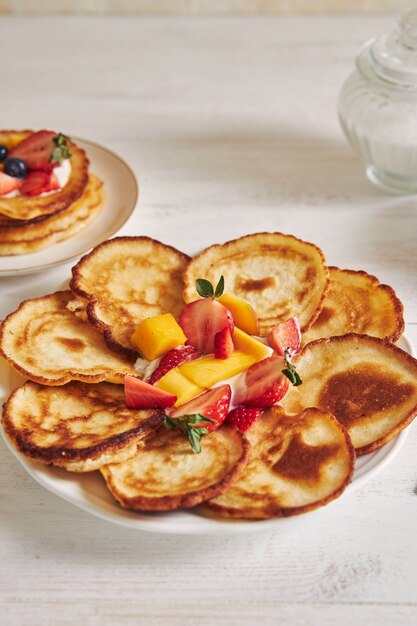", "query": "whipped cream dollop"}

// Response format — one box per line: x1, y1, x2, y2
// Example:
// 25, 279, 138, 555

4, 158, 72, 198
